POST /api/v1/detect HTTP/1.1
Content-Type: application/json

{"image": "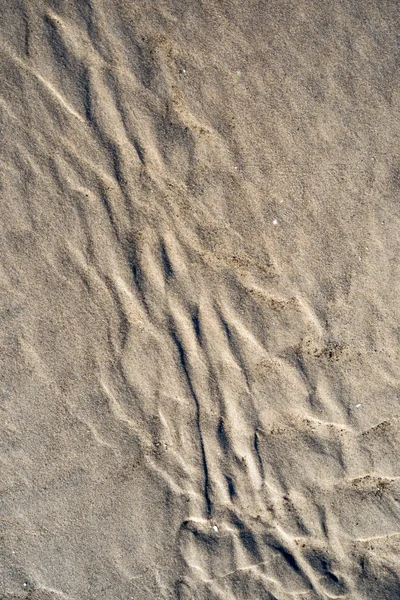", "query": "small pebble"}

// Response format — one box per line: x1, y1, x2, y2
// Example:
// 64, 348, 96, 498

213, 525, 219, 532
273, 219, 278, 225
